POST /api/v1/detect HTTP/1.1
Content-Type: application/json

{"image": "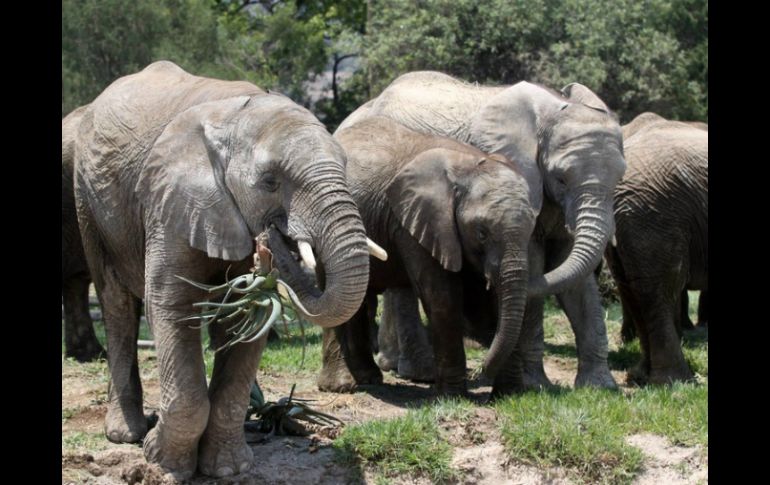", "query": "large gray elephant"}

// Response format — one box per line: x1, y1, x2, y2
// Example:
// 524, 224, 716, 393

62, 105, 106, 362
73, 61, 375, 479
605, 112, 707, 384
318, 116, 536, 396
343, 71, 626, 389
